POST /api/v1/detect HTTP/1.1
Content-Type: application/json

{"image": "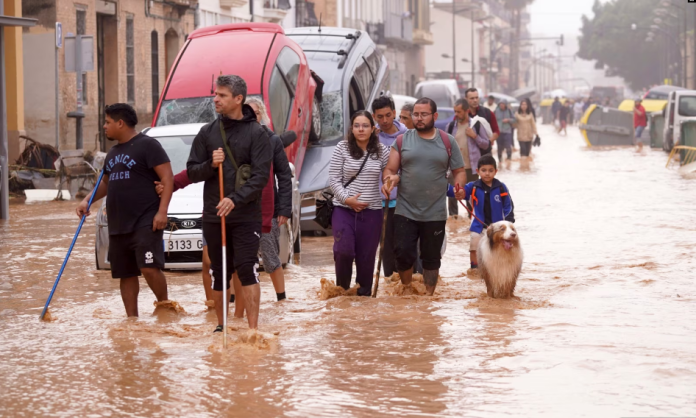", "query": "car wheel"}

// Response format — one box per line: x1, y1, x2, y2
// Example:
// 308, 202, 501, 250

309, 99, 322, 143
